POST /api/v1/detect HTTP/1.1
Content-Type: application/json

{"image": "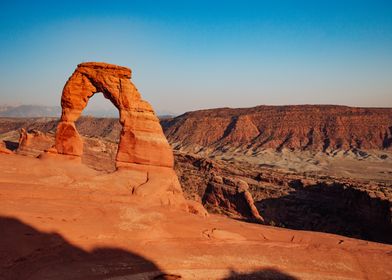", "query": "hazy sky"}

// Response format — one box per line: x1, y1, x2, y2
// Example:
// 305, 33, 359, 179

1, 0, 391, 114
